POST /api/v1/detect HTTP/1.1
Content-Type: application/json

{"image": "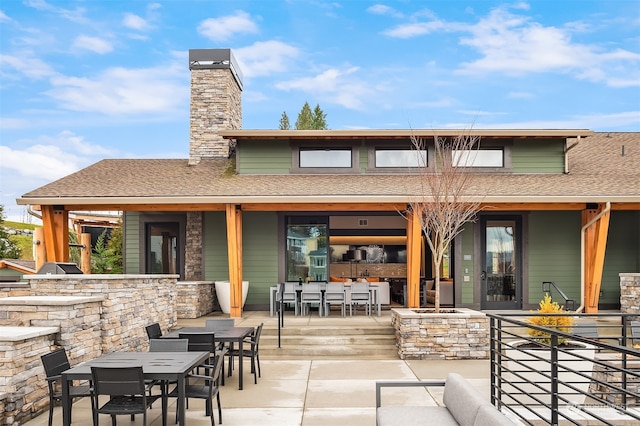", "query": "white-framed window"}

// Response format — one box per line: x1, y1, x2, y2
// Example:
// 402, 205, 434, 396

452, 149, 504, 167
299, 148, 352, 168
375, 149, 427, 167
